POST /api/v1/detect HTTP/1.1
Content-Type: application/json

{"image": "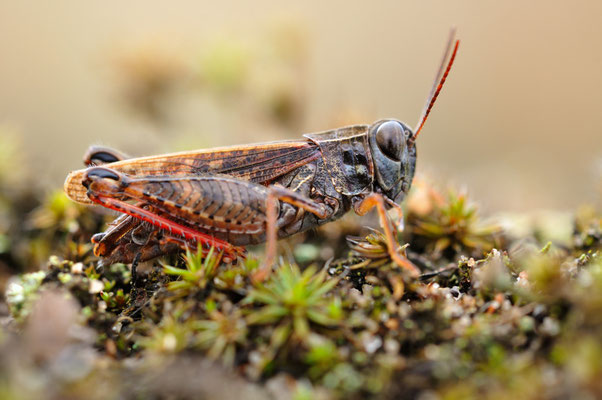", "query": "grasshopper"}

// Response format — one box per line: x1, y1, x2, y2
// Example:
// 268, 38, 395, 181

64, 32, 459, 281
